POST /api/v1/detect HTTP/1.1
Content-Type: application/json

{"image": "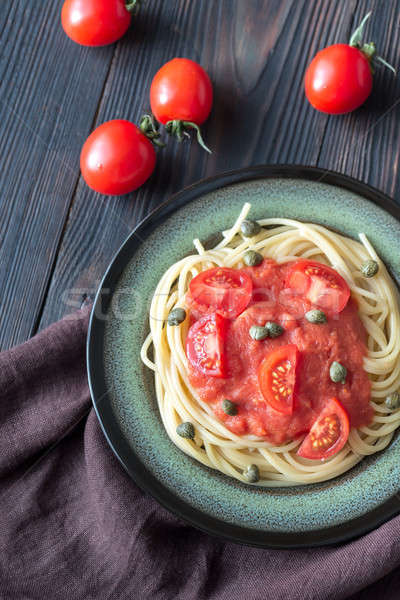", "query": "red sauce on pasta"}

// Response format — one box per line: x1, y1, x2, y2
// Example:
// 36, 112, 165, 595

186, 259, 373, 445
